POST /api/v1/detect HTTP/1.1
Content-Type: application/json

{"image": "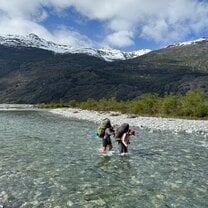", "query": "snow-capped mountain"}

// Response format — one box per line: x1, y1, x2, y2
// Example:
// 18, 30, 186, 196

167, 37, 208, 48
0, 33, 151, 61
